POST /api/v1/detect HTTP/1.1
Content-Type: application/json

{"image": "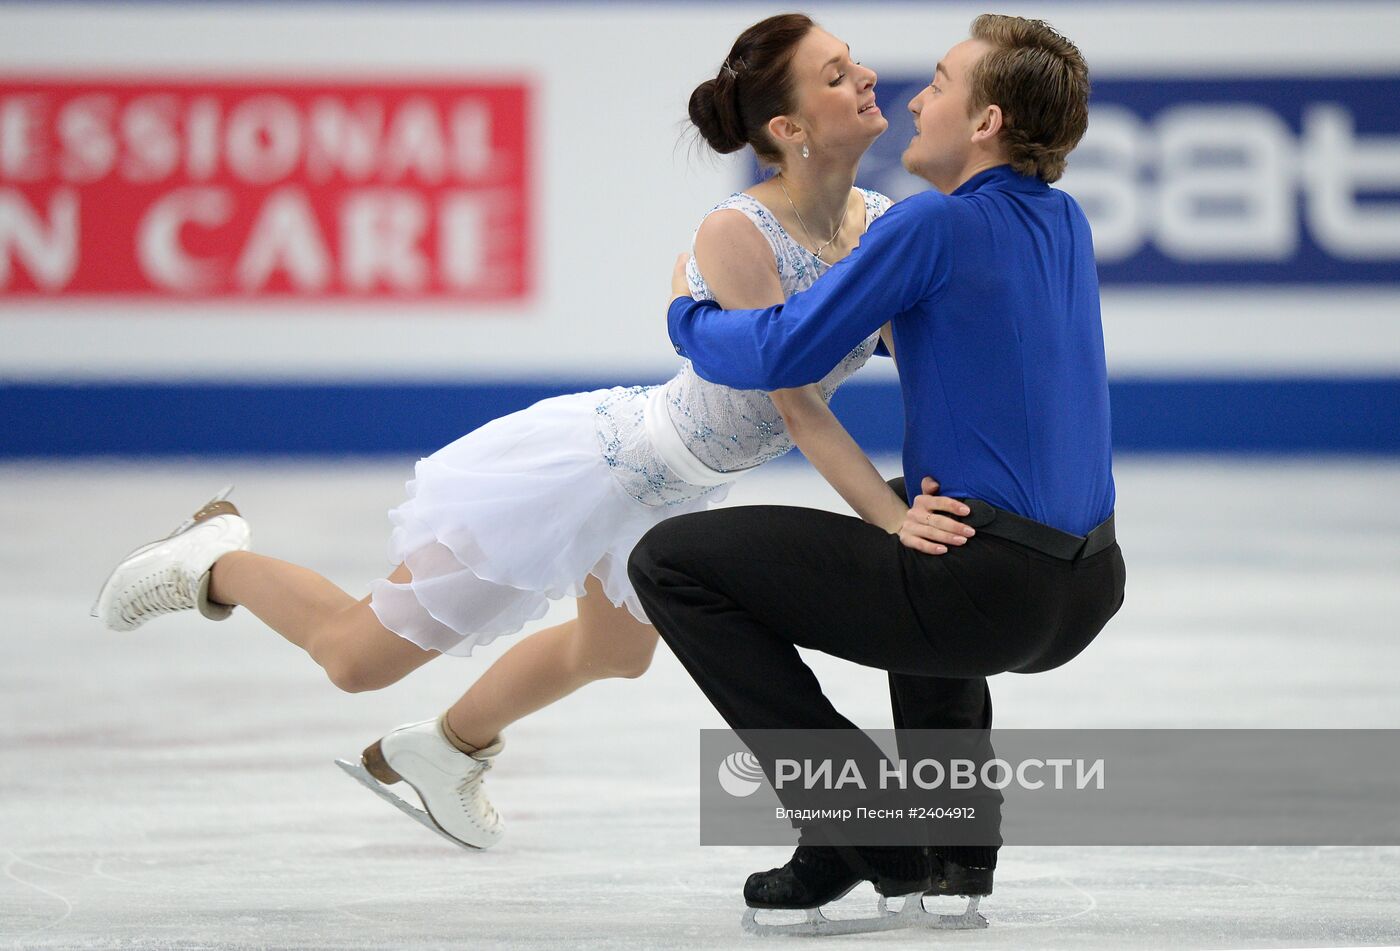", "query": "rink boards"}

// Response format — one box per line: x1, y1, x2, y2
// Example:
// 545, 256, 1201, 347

0, 1, 1396, 455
